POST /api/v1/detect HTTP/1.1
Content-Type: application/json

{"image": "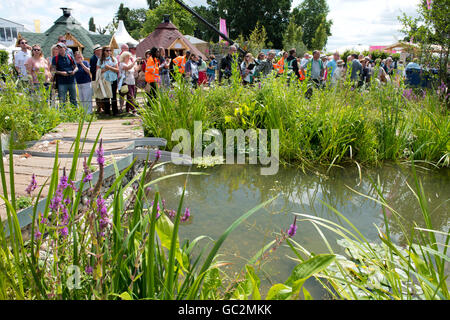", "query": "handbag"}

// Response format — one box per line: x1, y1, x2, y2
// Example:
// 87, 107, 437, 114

120, 84, 129, 94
